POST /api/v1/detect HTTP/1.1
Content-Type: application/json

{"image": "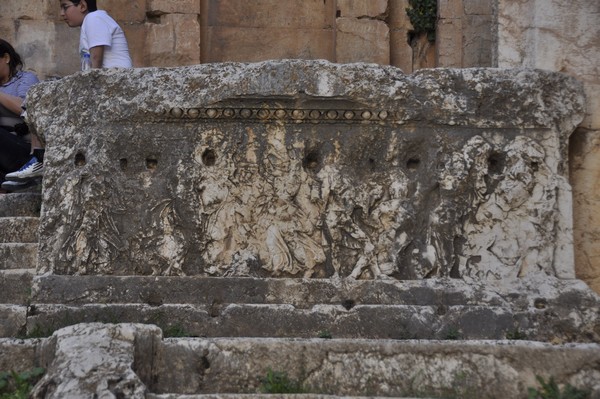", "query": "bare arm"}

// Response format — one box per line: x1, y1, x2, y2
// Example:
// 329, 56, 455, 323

89, 46, 105, 68
0, 92, 24, 115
